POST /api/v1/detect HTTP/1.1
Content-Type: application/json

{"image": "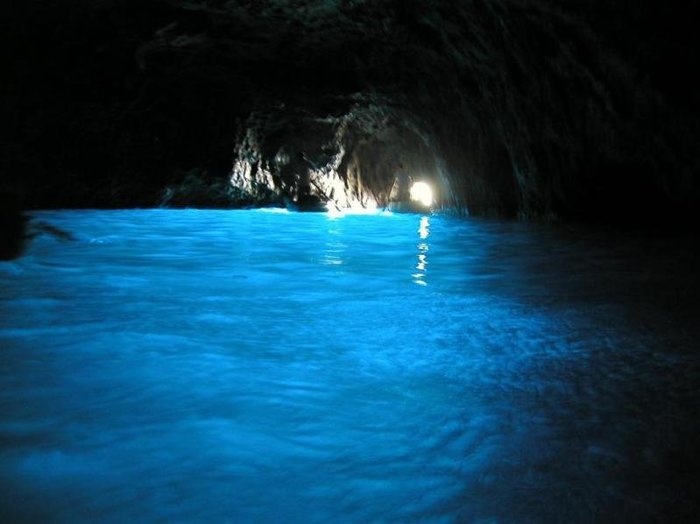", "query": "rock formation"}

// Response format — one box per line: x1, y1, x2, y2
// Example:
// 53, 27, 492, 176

2, 0, 698, 225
